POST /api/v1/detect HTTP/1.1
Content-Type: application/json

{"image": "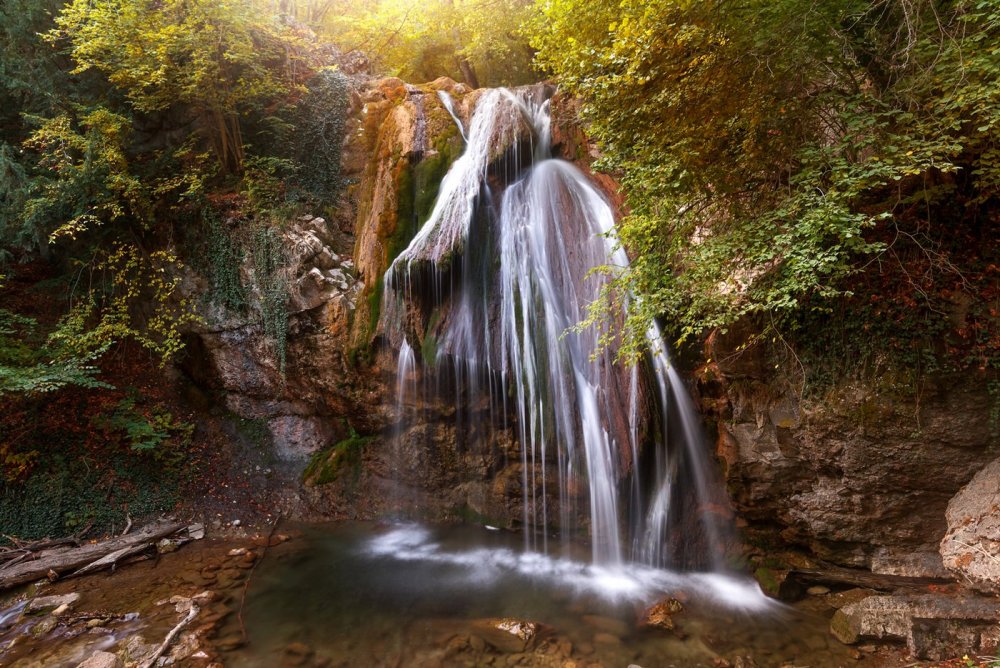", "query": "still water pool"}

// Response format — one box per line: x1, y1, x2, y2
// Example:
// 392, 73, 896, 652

224, 522, 862, 667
